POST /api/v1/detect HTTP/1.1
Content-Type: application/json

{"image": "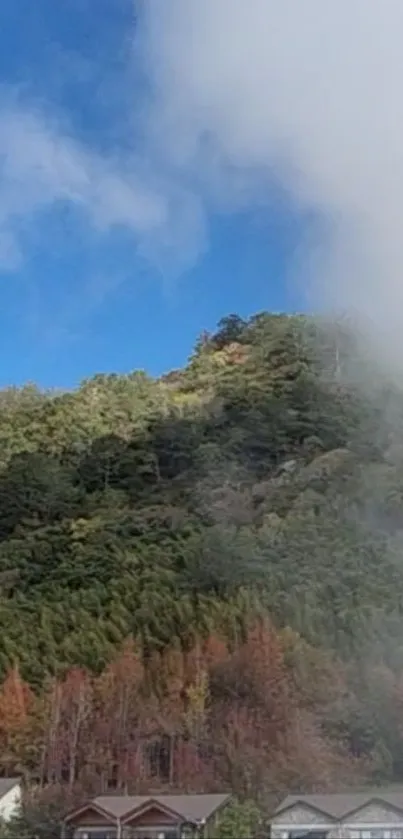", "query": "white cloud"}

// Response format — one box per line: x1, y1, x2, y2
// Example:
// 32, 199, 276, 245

0, 95, 210, 291
0, 105, 168, 263
137, 0, 403, 367
6, 0, 403, 368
